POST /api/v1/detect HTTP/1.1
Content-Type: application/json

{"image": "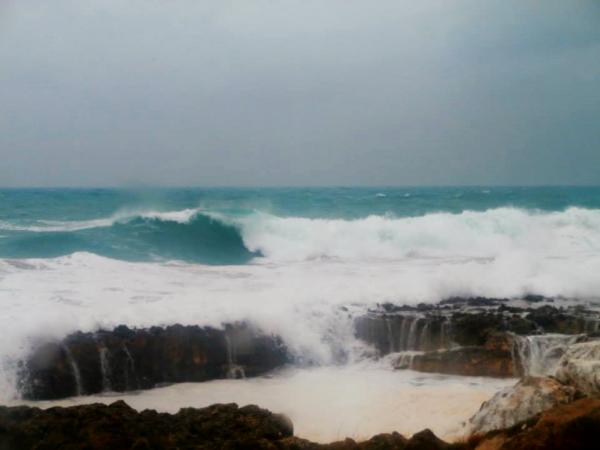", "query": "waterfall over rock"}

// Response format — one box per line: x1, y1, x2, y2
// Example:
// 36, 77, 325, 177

98, 344, 112, 392
62, 344, 83, 396
513, 334, 582, 377
225, 334, 246, 380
